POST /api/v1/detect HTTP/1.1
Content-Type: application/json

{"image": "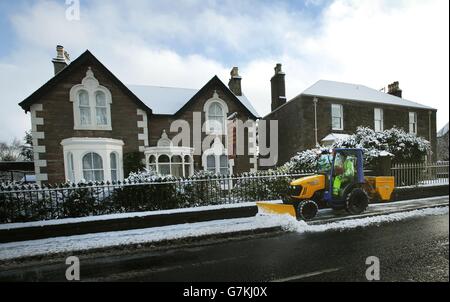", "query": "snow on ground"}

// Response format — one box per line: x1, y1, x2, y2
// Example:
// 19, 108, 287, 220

0, 200, 282, 230
0, 205, 447, 261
